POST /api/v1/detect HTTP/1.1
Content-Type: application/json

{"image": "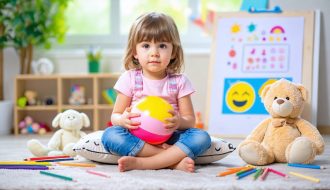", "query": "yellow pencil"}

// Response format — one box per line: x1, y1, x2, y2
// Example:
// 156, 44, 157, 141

0, 161, 51, 166
56, 162, 96, 167
289, 172, 320, 183
246, 164, 256, 168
